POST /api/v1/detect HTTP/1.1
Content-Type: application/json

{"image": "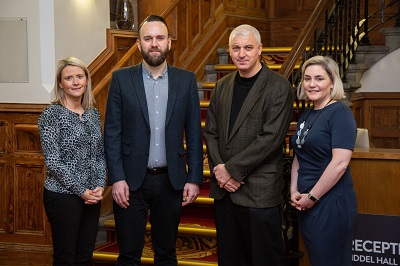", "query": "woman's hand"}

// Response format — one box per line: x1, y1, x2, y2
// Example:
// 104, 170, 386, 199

82, 187, 104, 204
290, 191, 315, 211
